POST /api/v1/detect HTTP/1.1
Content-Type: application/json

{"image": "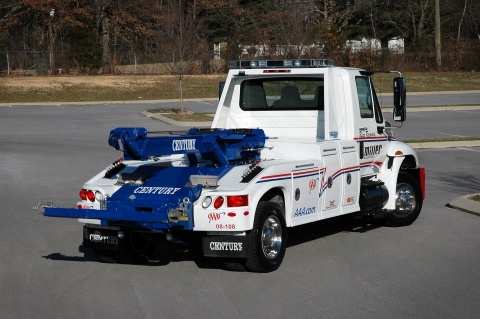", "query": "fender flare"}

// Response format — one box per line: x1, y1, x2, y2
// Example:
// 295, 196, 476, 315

386, 140, 419, 168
